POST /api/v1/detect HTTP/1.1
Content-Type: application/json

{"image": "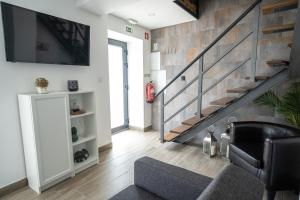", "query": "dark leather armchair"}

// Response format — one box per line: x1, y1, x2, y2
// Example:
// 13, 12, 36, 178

229, 121, 300, 200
